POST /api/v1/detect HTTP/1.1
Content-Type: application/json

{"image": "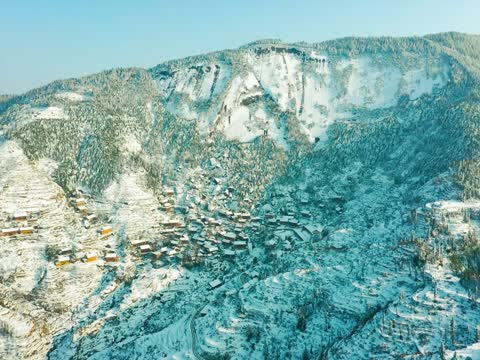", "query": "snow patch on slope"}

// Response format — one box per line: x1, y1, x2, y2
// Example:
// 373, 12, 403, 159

402, 67, 448, 99
223, 73, 259, 109
223, 106, 259, 142
28, 106, 68, 120
121, 133, 142, 154
447, 343, 480, 359
55, 92, 89, 102
339, 57, 403, 108
252, 53, 302, 112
